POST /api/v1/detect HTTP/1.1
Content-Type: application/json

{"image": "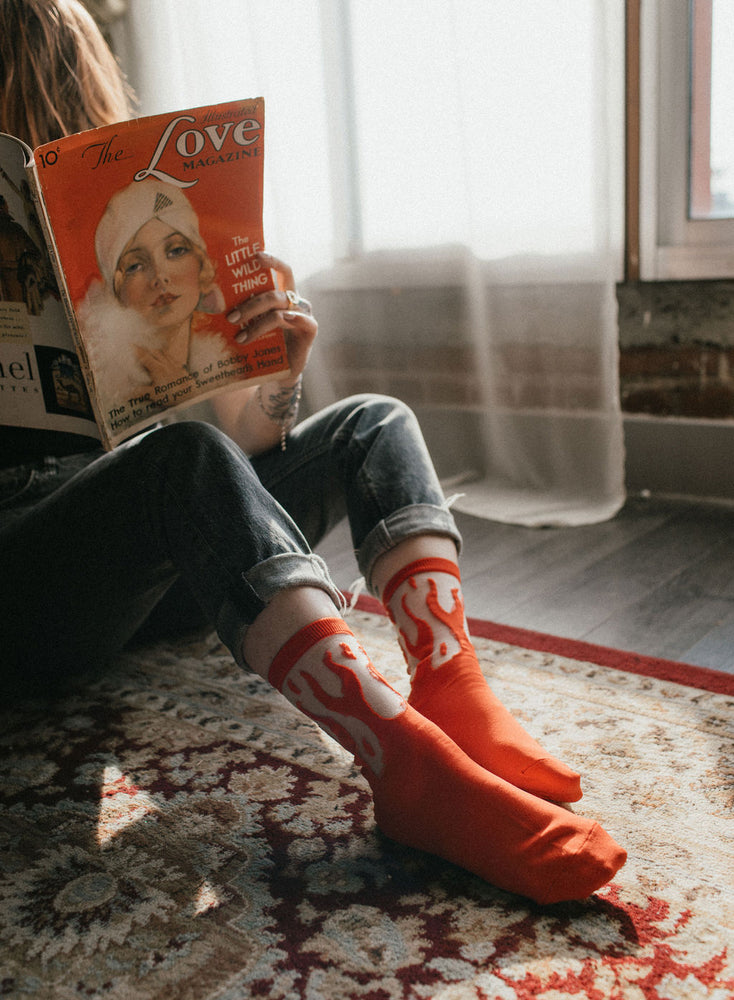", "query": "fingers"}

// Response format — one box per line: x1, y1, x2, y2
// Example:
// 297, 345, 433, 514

234, 308, 317, 380
227, 251, 310, 321
234, 305, 317, 348
284, 289, 313, 313
227, 287, 312, 329
227, 287, 295, 327
227, 251, 315, 347
258, 251, 295, 291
